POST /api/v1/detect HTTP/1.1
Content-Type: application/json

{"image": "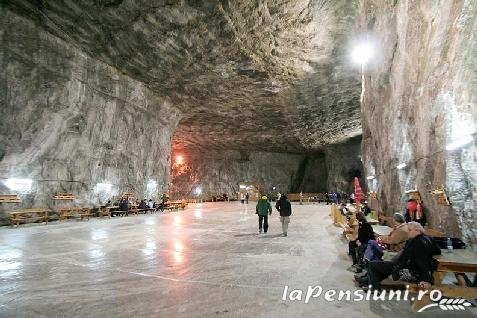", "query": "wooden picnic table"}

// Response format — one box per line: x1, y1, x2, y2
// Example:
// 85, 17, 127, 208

57, 207, 91, 221
99, 206, 119, 217
164, 200, 188, 210
410, 249, 477, 311
372, 225, 393, 236
9, 209, 49, 226
366, 217, 379, 225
